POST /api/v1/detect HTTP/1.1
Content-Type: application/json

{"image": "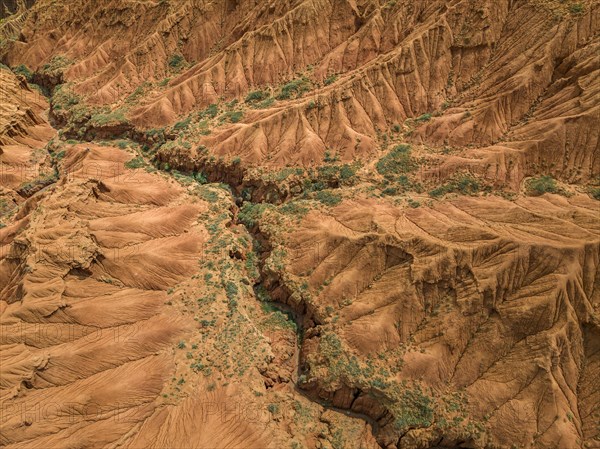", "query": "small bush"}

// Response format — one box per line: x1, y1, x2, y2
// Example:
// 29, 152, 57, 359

173, 116, 191, 130
415, 113, 432, 123
168, 53, 186, 69
89, 109, 128, 126
245, 90, 269, 103
125, 156, 145, 169
569, 3, 584, 15
429, 175, 480, 198
316, 190, 342, 206
221, 110, 243, 123
41, 55, 71, 74
276, 77, 311, 100
590, 187, 600, 200
256, 97, 275, 109
13, 64, 33, 81
324, 74, 338, 86
526, 175, 559, 196
51, 85, 80, 110
225, 281, 238, 301
376, 144, 416, 180
238, 202, 272, 228
194, 172, 207, 184
200, 103, 219, 119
